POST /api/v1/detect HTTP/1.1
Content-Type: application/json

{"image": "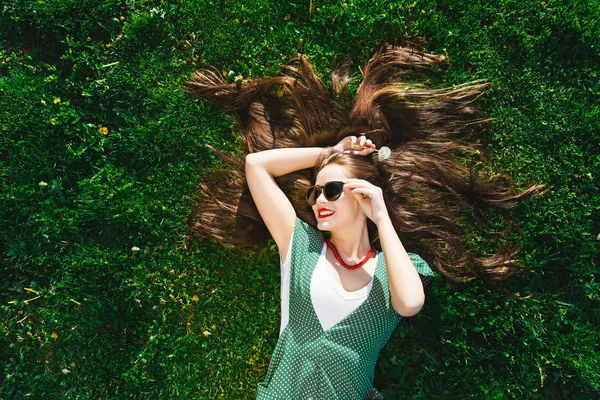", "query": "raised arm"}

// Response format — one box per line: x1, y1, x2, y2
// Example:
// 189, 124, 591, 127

245, 137, 373, 263
245, 147, 332, 263
344, 177, 425, 317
